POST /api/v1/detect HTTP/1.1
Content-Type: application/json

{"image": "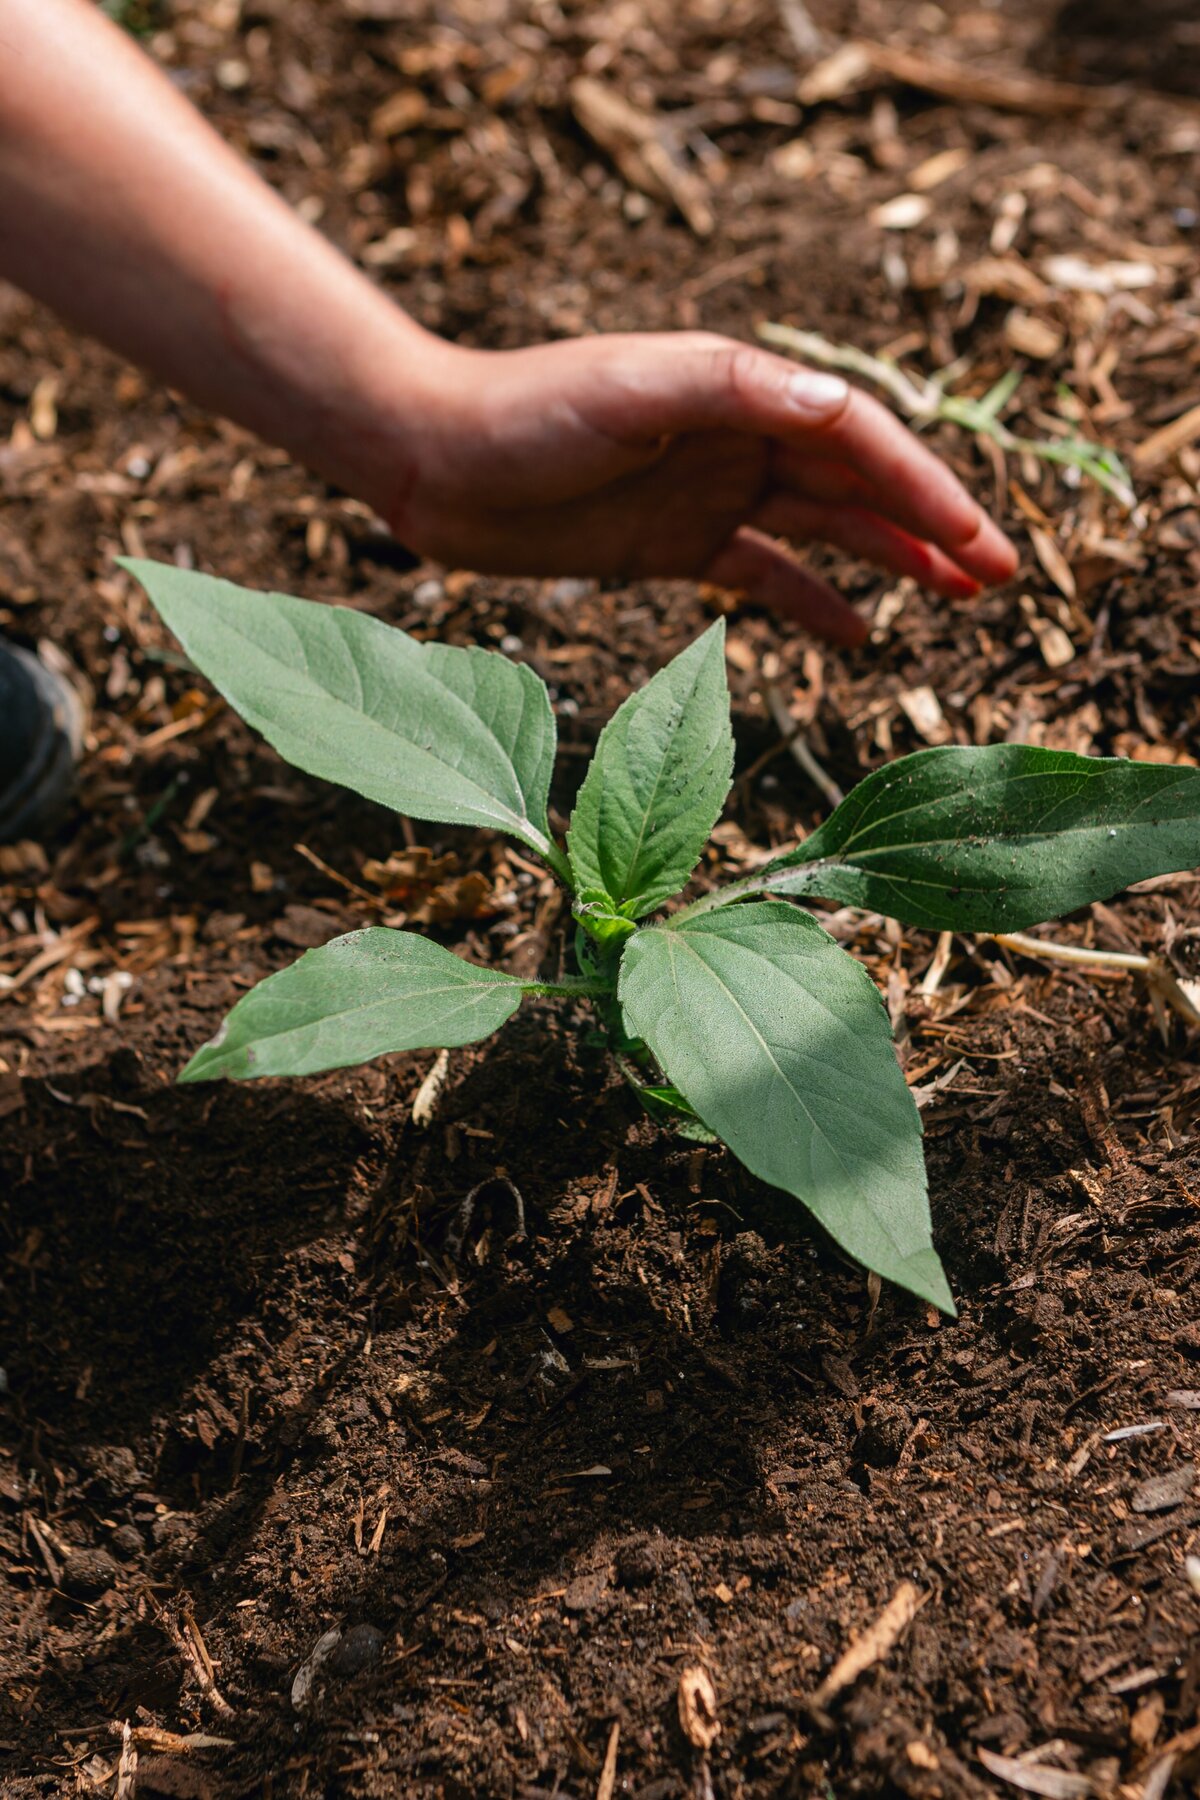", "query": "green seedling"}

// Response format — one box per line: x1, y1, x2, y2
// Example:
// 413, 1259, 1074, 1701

758, 323, 1135, 508
123, 560, 1200, 1313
